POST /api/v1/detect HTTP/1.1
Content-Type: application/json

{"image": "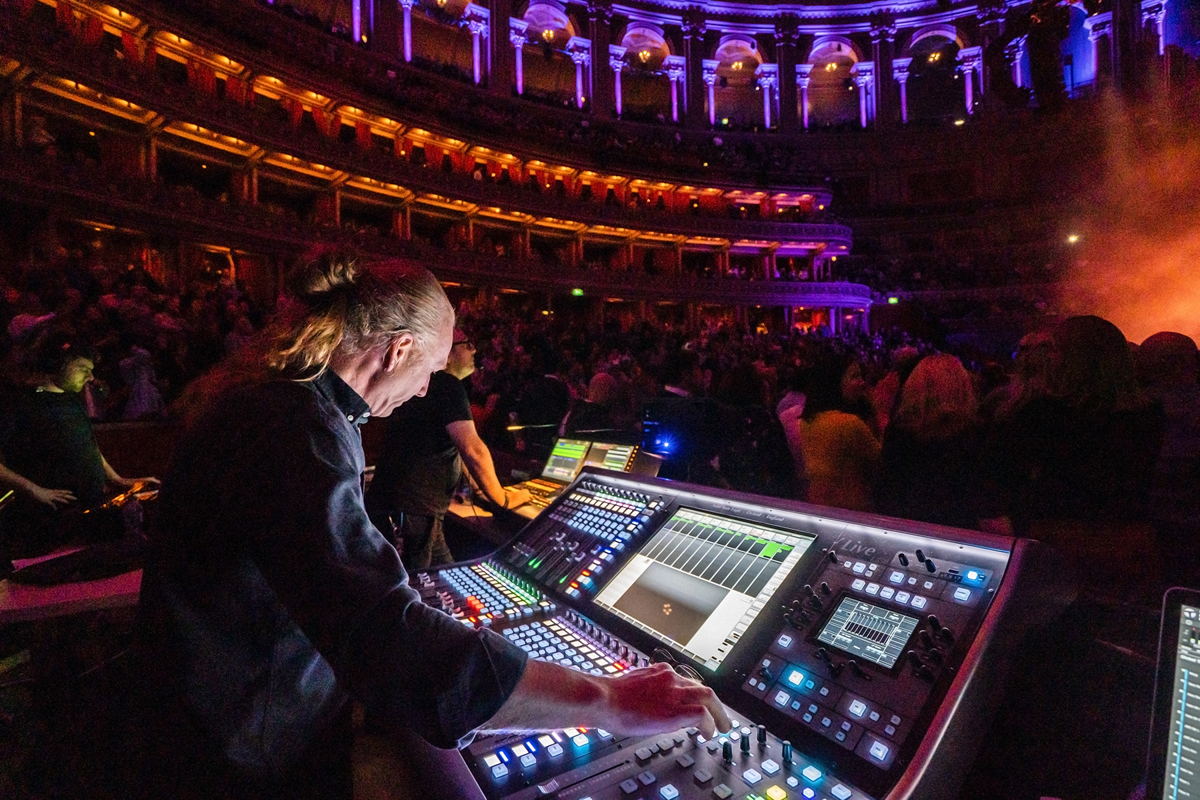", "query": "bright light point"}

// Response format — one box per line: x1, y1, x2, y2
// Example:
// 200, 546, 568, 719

571, 287, 584, 296
1067, 234, 1081, 244
888, 296, 900, 304
954, 119, 965, 126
